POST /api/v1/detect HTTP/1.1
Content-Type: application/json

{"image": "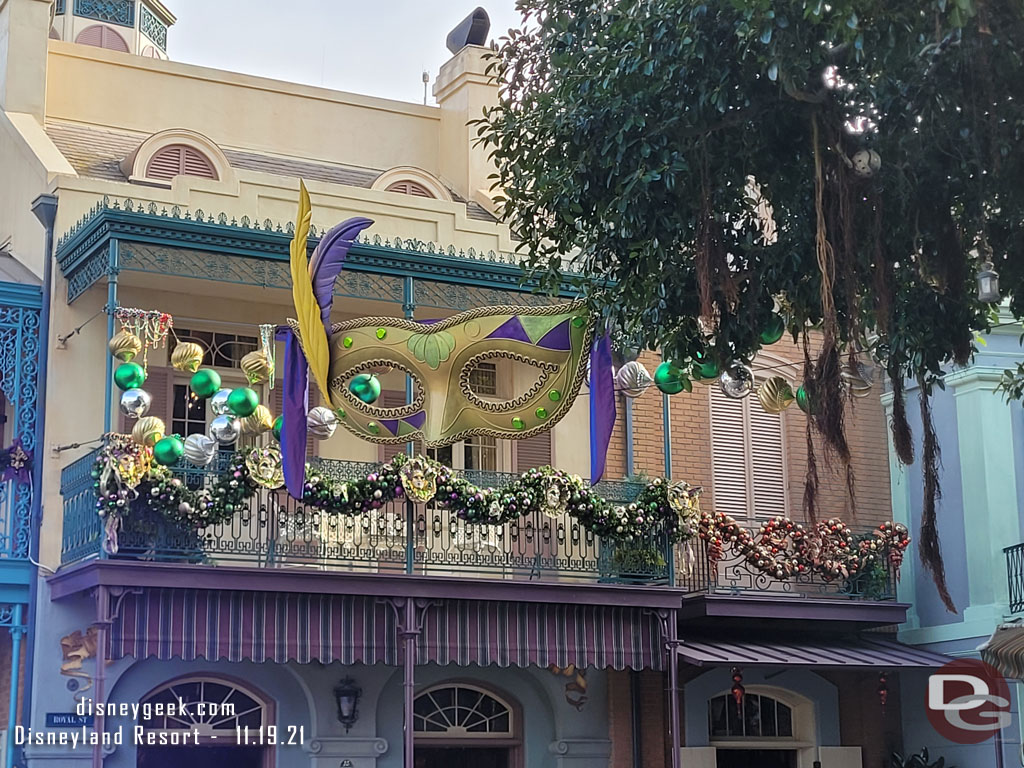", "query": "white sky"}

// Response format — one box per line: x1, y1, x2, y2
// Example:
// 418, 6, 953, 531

166, 1, 521, 104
